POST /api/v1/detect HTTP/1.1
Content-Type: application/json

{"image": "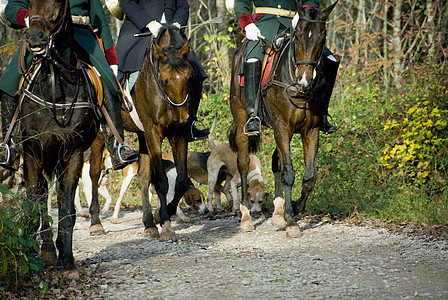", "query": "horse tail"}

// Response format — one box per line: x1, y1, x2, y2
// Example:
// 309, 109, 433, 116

228, 124, 261, 154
